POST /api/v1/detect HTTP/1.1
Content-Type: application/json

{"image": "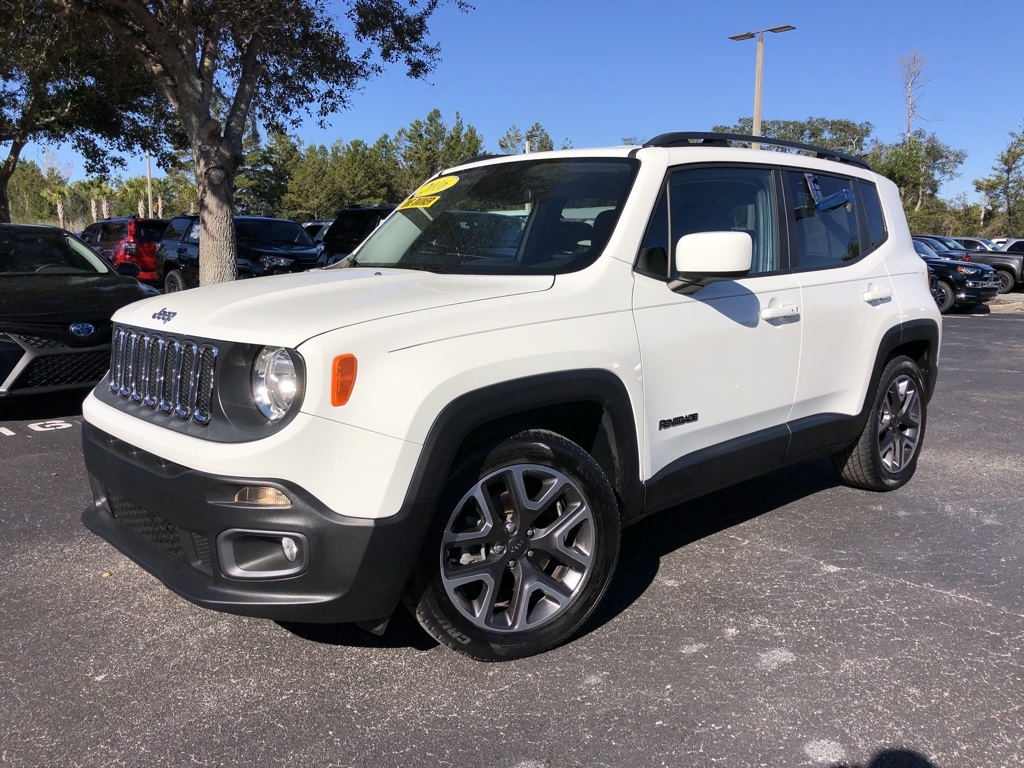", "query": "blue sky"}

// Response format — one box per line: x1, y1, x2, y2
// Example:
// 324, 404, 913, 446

27, 0, 1024, 202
